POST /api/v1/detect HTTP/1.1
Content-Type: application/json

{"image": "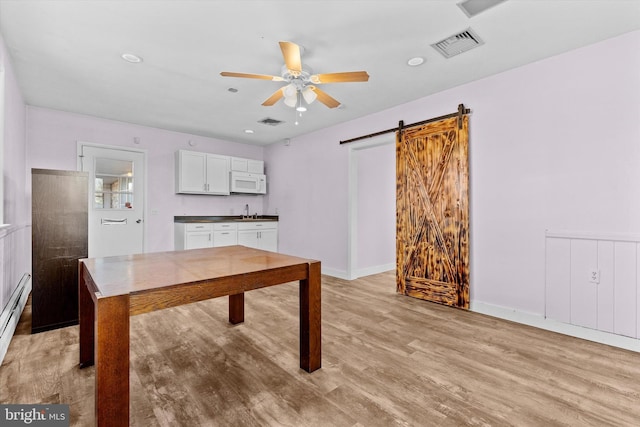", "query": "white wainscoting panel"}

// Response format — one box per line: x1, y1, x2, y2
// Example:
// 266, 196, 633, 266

545, 231, 639, 339
614, 242, 637, 338
545, 238, 570, 323
569, 239, 597, 329
597, 241, 614, 333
